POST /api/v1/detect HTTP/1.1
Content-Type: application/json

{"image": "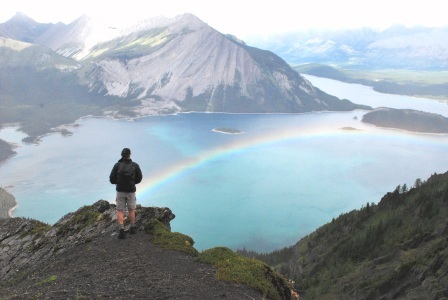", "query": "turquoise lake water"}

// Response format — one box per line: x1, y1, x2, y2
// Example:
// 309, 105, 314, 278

1, 76, 448, 252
